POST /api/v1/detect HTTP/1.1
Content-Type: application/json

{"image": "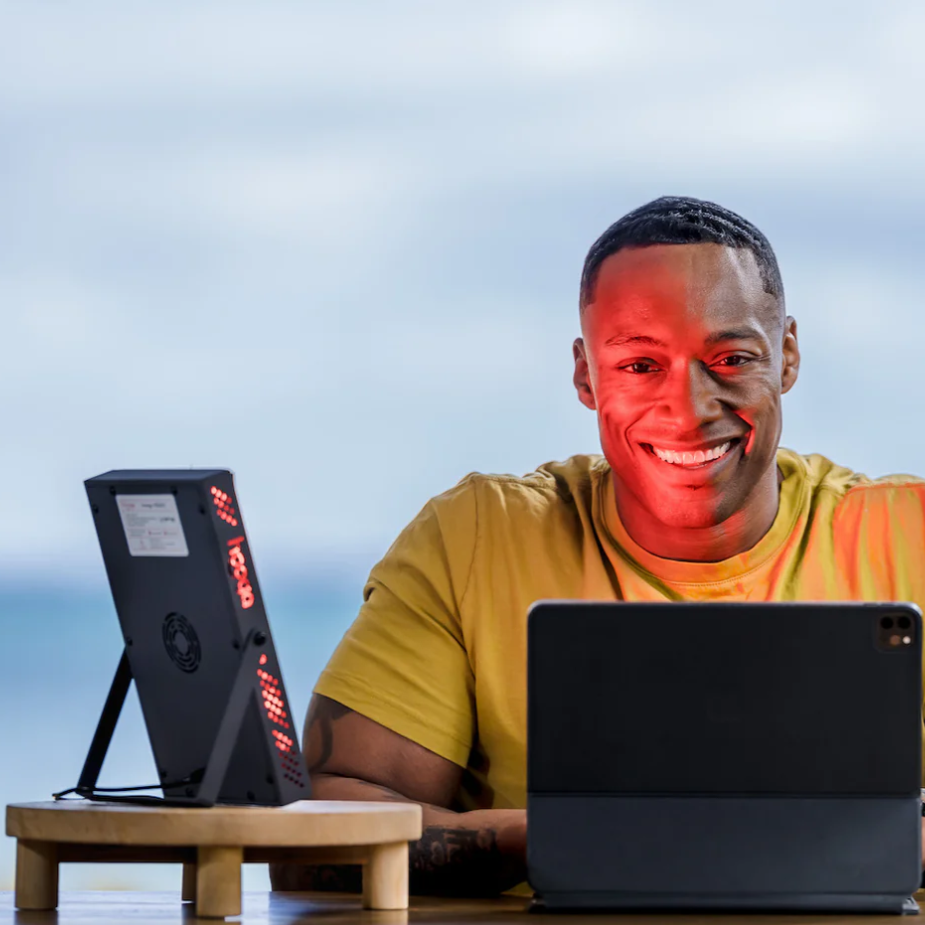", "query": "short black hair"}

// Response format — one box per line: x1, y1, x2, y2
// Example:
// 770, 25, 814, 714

579, 196, 784, 311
